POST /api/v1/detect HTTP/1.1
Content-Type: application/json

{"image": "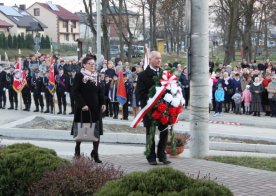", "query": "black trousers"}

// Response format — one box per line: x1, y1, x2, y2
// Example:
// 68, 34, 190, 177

104, 98, 110, 116
122, 100, 129, 119
112, 102, 119, 117
108, 99, 113, 116
0, 88, 6, 106
8, 88, 17, 104
22, 89, 31, 107
45, 92, 53, 111
57, 92, 66, 108
146, 124, 168, 161
33, 93, 44, 108
270, 99, 276, 116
